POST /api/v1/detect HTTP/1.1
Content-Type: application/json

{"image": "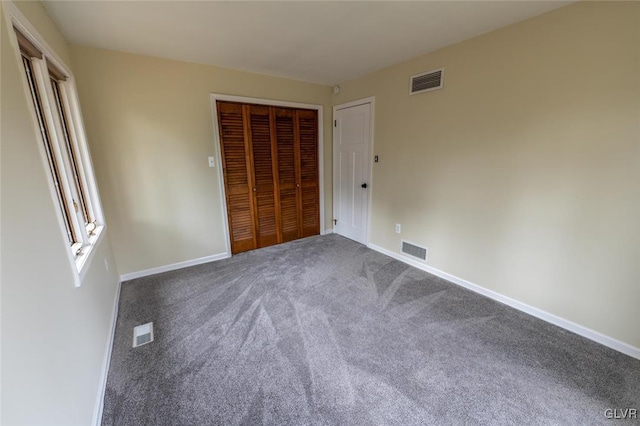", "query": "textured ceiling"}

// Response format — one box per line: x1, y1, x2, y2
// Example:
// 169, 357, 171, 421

43, 1, 572, 85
